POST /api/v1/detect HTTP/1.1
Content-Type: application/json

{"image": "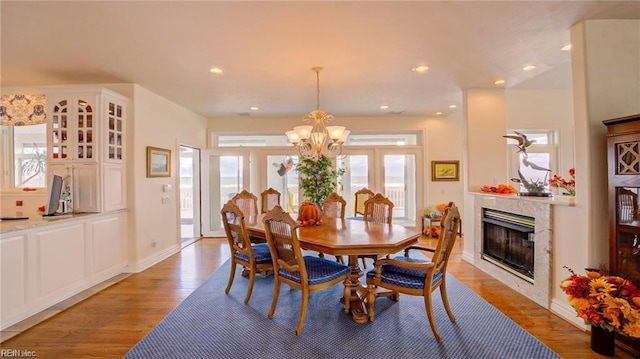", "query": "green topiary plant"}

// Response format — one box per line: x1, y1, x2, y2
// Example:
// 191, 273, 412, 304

296, 155, 345, 208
